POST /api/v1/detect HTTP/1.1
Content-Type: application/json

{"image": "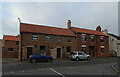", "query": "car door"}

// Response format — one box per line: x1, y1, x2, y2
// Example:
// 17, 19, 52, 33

81, 53, 87, 59
78, 52, 83, 59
